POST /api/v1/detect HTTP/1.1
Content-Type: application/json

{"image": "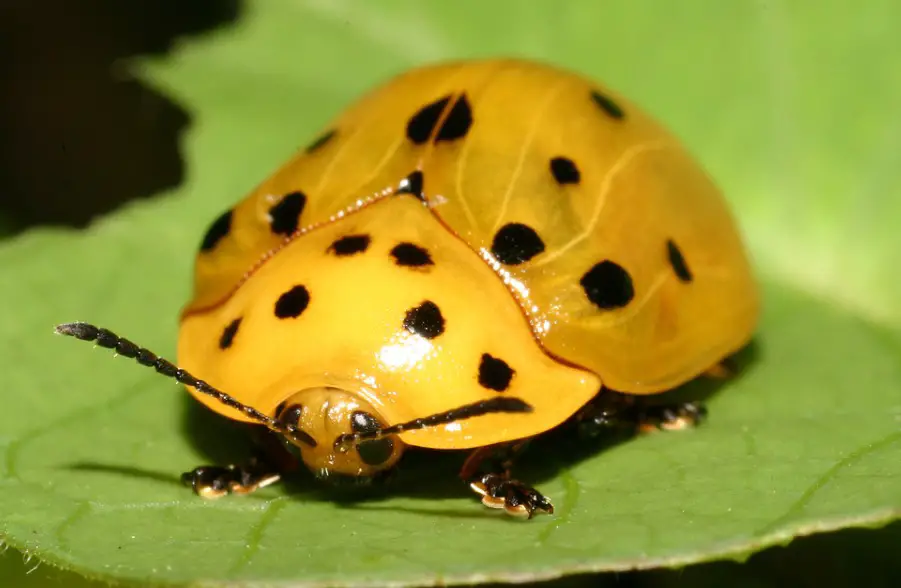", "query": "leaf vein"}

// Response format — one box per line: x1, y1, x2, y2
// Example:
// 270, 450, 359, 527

229, 497, 290, 575
755, 429, 901, 535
